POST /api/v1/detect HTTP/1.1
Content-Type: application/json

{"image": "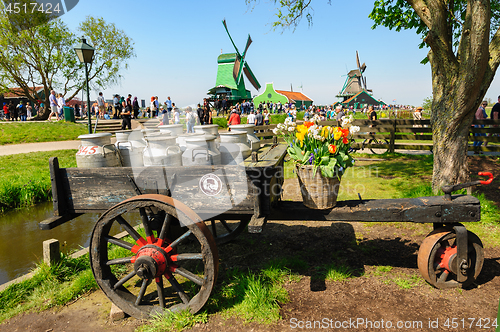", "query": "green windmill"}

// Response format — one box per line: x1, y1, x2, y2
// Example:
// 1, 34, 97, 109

208, 20, 261, 102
